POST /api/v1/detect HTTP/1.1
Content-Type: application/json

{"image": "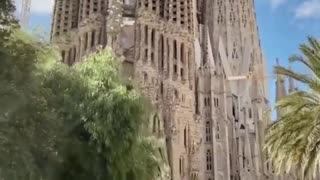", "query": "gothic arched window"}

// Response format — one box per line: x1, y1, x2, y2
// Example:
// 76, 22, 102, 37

151, 29, 155, 48
84, 32, 88, 50
206, 150, 212, 170
61, 50, 65, 62
173, 40, 177, 59
181, 43, 185, 63
159, 35, 164, 70
206, 121, 211, 142
184, 127, 187, 148
216, 122, 220, 139
91, 30, 96, 47
145, 25, 148, 45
